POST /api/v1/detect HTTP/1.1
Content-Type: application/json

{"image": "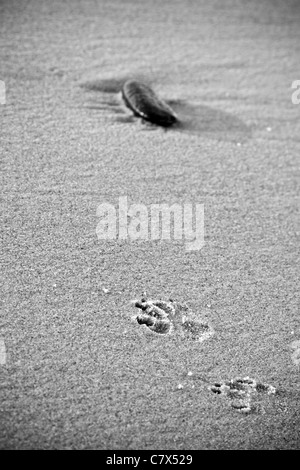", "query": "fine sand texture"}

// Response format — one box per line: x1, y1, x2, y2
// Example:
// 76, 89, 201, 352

1, 0, 300, 449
